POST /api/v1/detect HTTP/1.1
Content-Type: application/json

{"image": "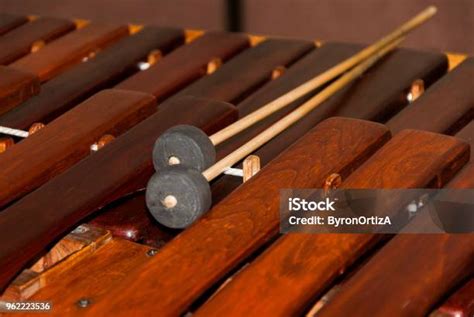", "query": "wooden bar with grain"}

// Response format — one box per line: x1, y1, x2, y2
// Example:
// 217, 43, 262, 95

10, 23, 129, 82
116, 32, 250, 101
0, 66, 39, 116
0, 89, 156, 208
85, 117, 391, 316
0, 17, 75, 65
432, 278, 474, 317
0, 26, 184, 130
387, 58, 474, 135
195, 129, 469, 317
0, 13, 27, 35
171, 38, 314, 104
0, 96, 238, 291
